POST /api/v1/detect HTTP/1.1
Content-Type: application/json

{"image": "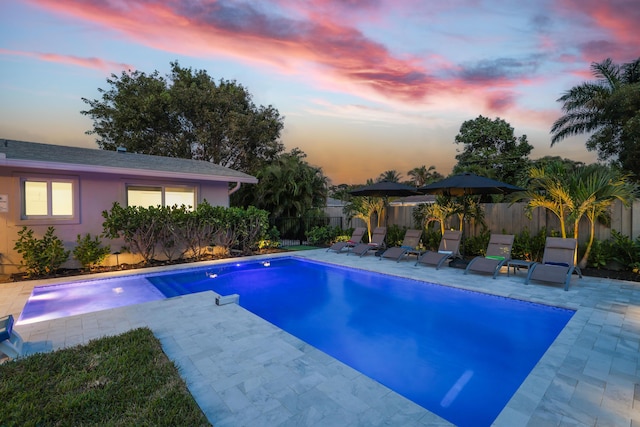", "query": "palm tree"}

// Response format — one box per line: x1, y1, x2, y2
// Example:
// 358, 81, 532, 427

569, 165, 638, 267
246, 151, 328, 218
378, 170, 403, 183
511, 164, 574, 238
407, 165, 443, 187
551, 57, 640, 177
344, 195, 385, 241
412, 196, 462, 235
